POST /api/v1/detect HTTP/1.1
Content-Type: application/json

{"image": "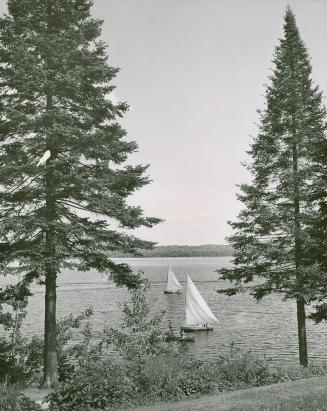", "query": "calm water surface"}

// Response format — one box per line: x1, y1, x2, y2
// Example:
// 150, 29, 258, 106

2, 256, 327, 366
